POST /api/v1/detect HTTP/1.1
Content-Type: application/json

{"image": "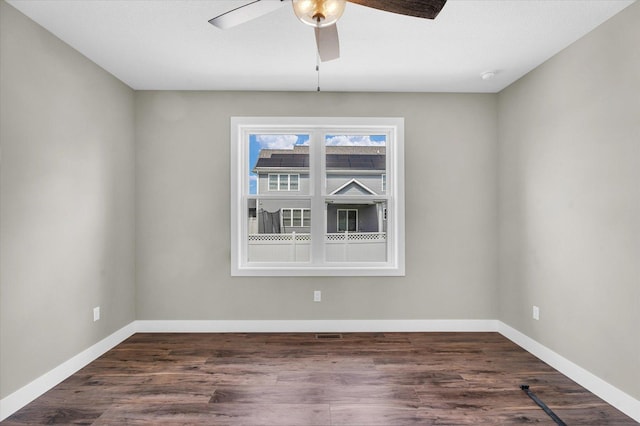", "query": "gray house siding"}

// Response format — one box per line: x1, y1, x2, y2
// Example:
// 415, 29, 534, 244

327, 174, 383, 195
252, 146, 386, 235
